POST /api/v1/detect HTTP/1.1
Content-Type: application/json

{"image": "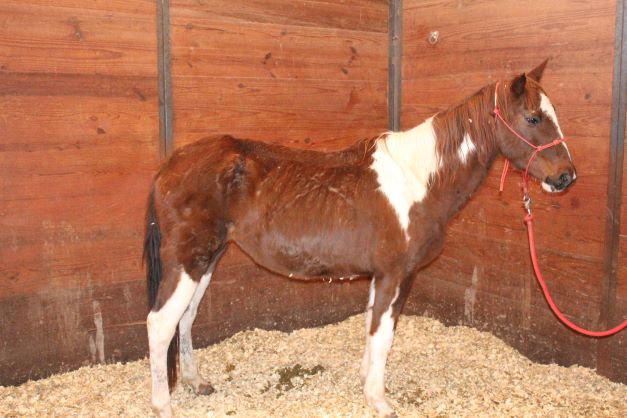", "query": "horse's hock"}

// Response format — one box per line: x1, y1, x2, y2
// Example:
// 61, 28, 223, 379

1, 0, 626, 417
